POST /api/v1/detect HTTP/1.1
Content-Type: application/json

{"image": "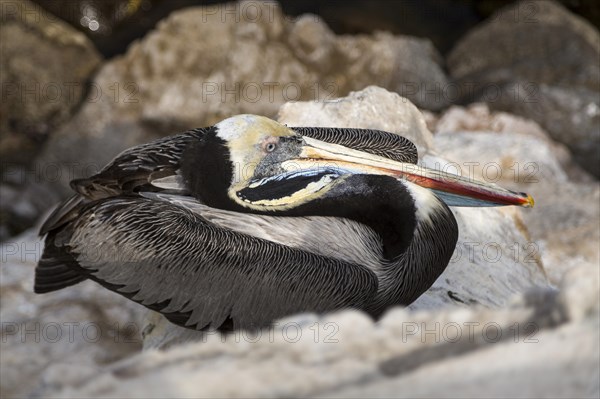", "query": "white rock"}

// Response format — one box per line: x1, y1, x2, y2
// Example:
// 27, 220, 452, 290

38, 267, 599, 398
429, 103, 584, 182
428, 103, 600, 284
0, 231, 145, 398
